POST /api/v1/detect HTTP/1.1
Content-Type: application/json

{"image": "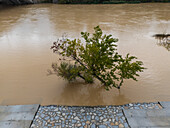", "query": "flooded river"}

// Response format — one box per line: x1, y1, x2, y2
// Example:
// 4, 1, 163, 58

0, 3, 170, 106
